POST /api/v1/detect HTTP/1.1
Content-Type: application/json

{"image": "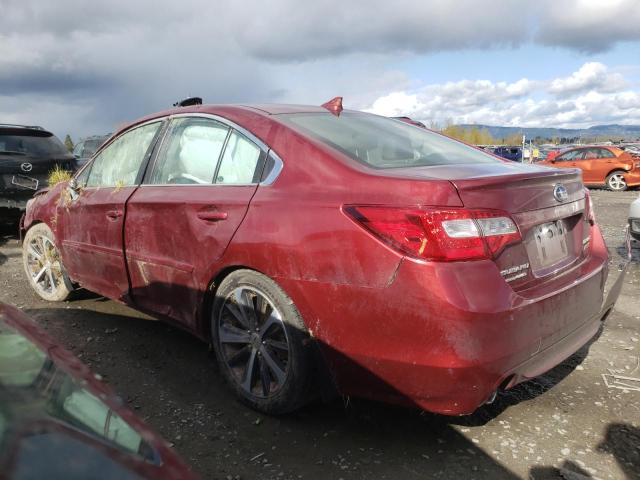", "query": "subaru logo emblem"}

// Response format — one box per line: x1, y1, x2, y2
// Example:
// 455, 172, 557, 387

553, 183, 568, 202
20, 162, 33, 173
